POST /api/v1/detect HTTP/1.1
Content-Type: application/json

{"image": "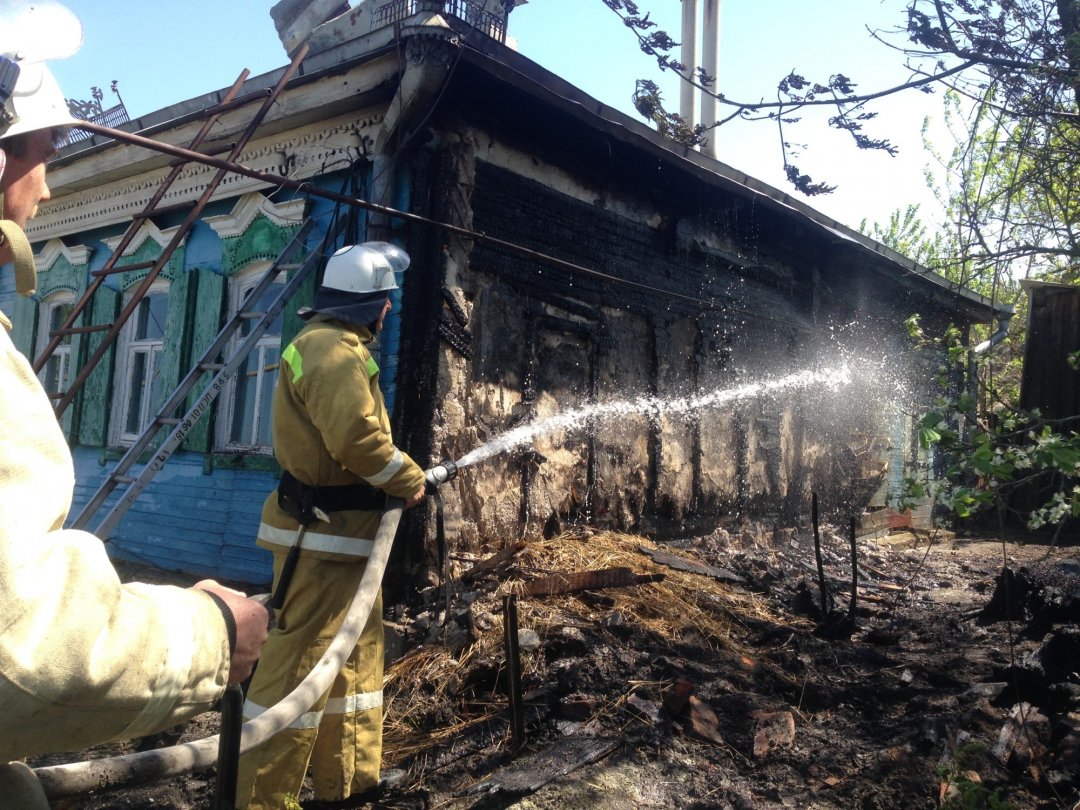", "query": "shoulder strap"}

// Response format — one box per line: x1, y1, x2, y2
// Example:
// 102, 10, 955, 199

0, 218, 37, 296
